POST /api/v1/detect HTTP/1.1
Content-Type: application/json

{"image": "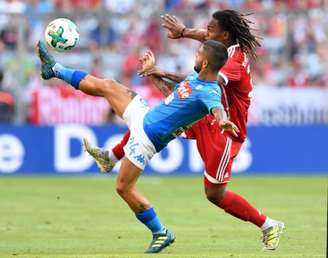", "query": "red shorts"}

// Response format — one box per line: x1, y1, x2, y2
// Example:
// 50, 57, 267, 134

185, 116, 243, 188
203, 136, 242, 187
